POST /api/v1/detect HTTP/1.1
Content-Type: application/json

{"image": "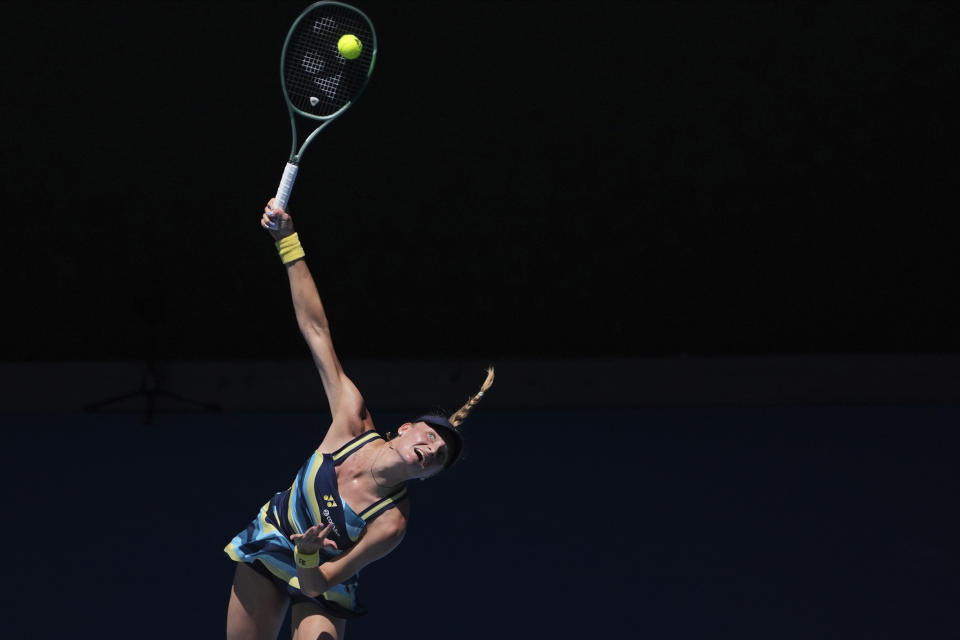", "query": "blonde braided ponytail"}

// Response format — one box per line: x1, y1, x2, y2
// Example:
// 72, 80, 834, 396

448, 366, 495, 427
